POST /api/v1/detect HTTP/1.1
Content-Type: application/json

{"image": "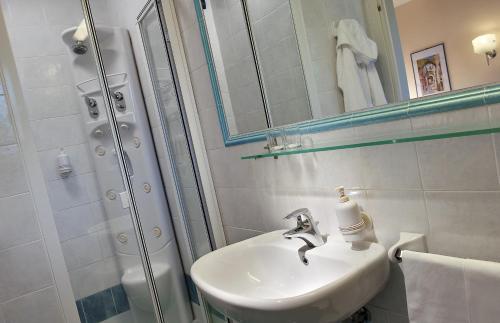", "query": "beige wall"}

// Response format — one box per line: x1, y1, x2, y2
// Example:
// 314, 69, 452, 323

396, 0, 500, 98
